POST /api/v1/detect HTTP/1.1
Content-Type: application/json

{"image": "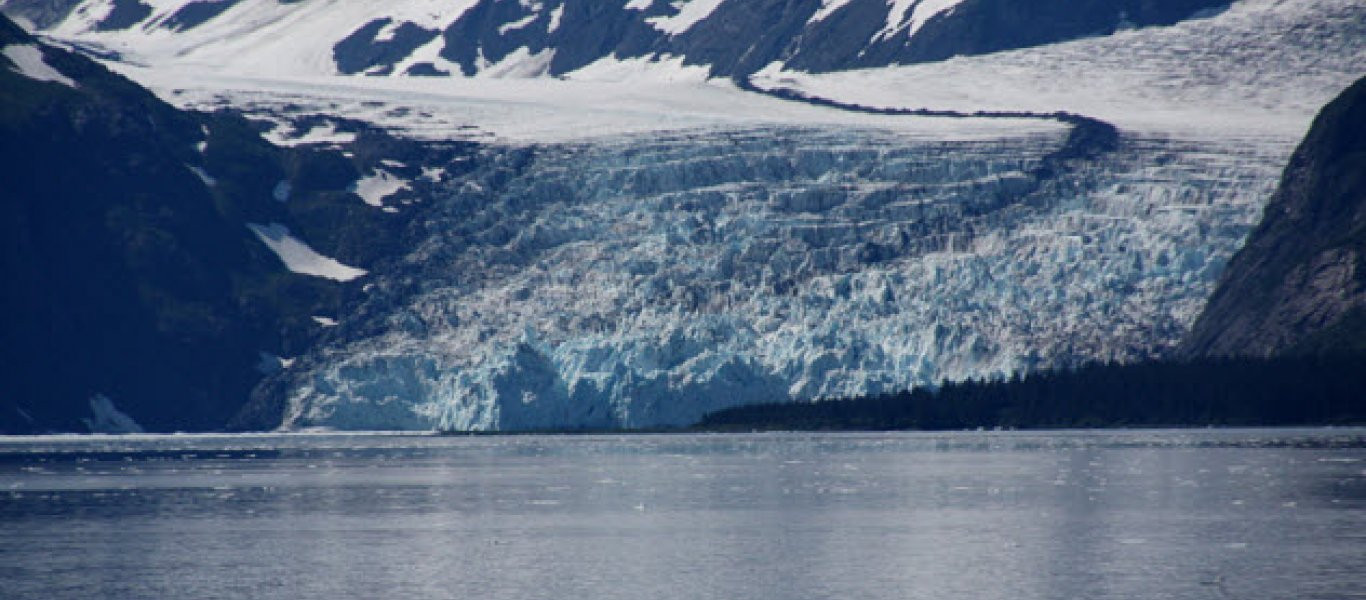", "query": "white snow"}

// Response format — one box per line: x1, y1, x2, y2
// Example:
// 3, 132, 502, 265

264, 121, 357, 146
83, 394, 144, 434
350, 169, 410, 207
2, 44, 78, 88
187, 164, 215, 187
875, 0, 968, 40
391, 33, 463, 76
498, 13, 539, 35
565, 53, 712, 84
477, 47, 556, 79
809, 0, 857, 23
44, 0, 483, 77
256, 351, 295, 374
763, 0, 1366, 140
110, 65, 1062, 144
246, 223, 367, 282
372, 20, 402, 43
547, 4, 565, 32
645, 0, 726, 35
